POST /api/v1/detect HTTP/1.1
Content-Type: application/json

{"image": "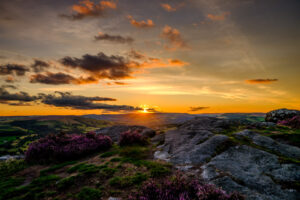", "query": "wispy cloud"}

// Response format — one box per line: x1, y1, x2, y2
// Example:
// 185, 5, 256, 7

207, 12, 230, 21
245, 79, 278, 84
161, 25, 189, 50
